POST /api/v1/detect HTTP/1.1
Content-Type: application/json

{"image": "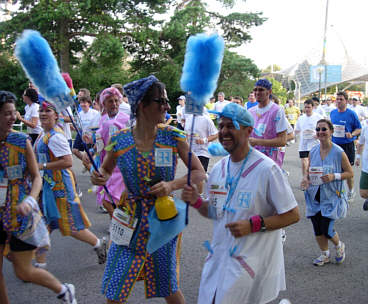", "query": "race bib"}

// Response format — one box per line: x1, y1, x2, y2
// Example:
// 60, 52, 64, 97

209, 187, 228, 219
155, 148, 172, 167
303, 129, 315, 140
287, 114, 295, 121
333, 124, 345, 138
6, 165, 22, 180
110, 208, 138, 247
309, 166, 324, 186
0, 177, 8, 207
